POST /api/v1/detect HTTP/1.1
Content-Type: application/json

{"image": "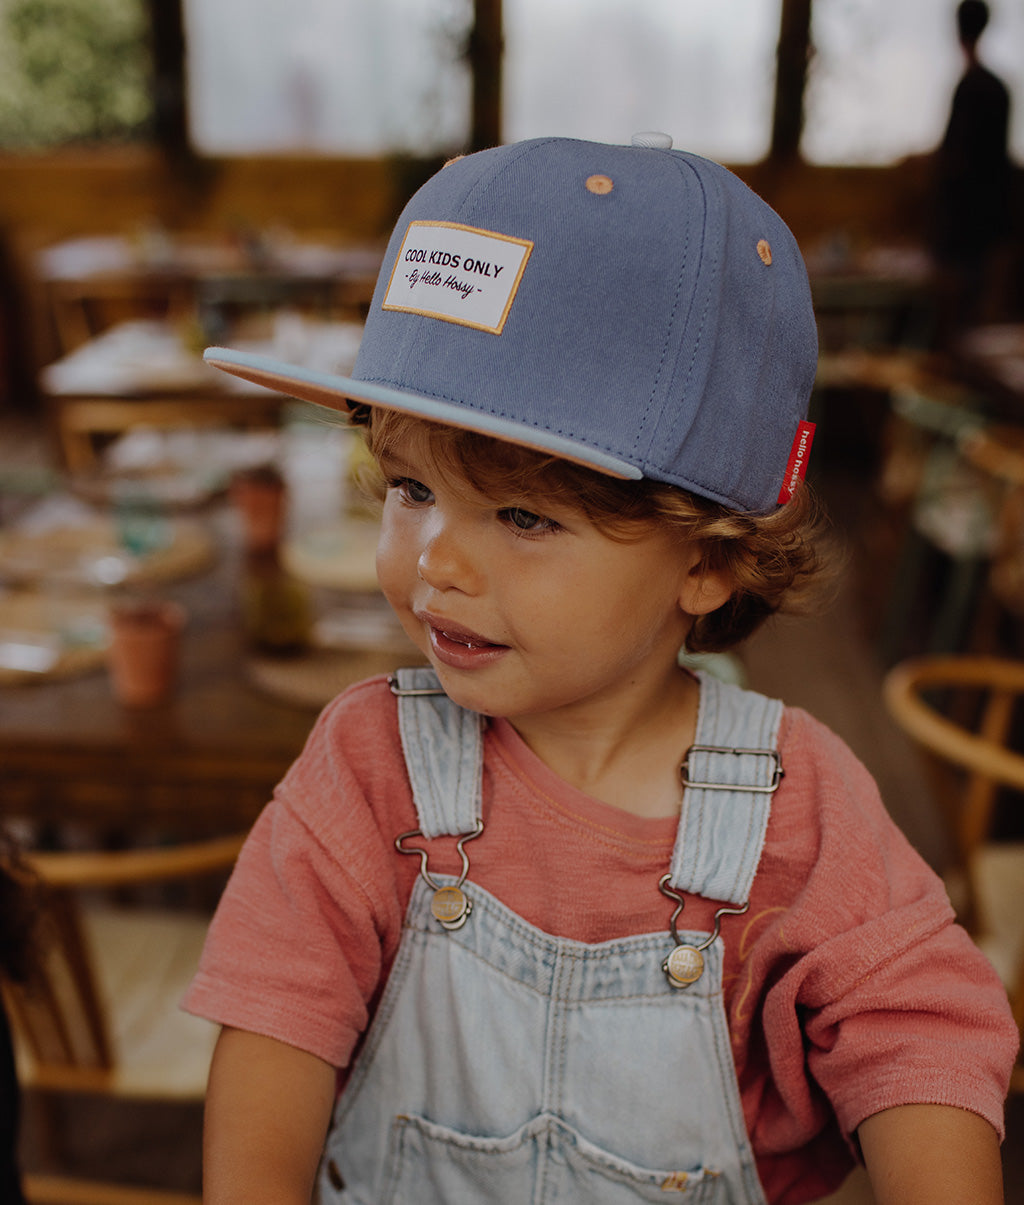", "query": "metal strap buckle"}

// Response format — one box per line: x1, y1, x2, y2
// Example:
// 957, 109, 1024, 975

658, 874, 749, 989
388, 674, 447, 698
395, 819, 484, 930
680, 744, 783, 794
